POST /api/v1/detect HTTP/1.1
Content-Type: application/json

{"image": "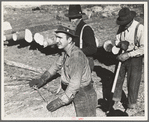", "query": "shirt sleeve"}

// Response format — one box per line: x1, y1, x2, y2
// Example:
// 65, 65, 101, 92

128, 24, 144, 57
60, 51, 85, 104
81, 26, 97, 56
47, 53, 64, 76
115, 34, 121, 46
